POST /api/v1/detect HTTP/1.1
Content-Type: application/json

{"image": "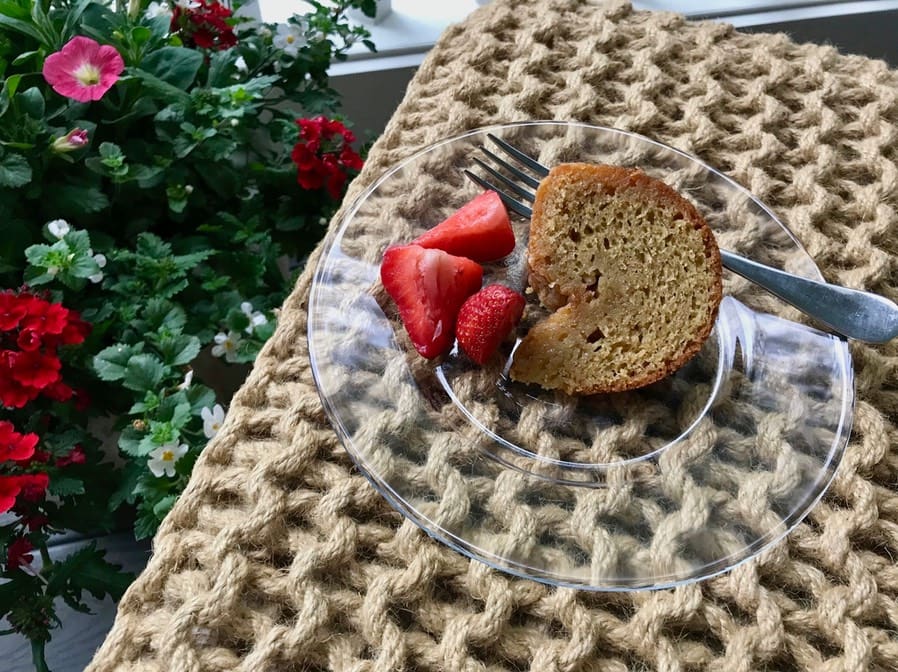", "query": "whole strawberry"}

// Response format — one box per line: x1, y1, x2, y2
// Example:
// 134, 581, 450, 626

456, 284, 526, 365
